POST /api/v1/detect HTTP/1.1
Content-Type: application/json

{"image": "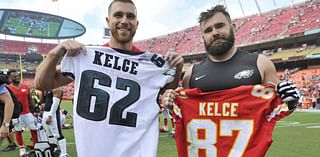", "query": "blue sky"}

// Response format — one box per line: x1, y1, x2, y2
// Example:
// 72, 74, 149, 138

0, 0, 307, 45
